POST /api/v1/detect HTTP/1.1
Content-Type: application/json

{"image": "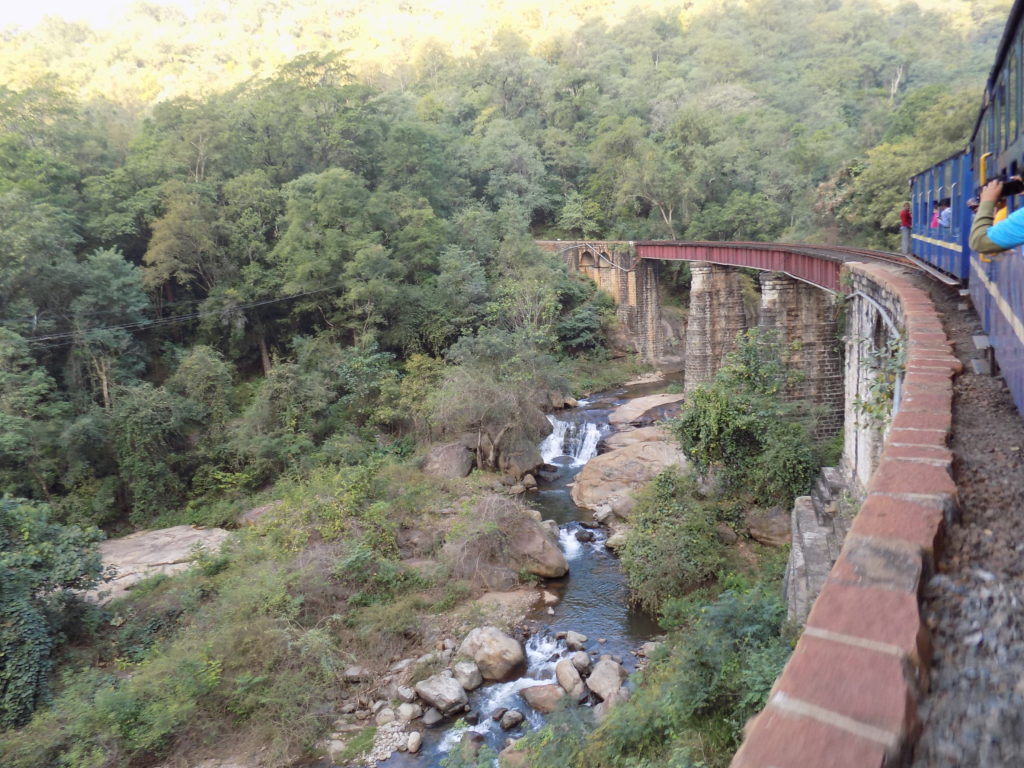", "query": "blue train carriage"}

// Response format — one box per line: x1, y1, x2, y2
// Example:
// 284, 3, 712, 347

968, 0, 1024, 415
910, 151, 972, 280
